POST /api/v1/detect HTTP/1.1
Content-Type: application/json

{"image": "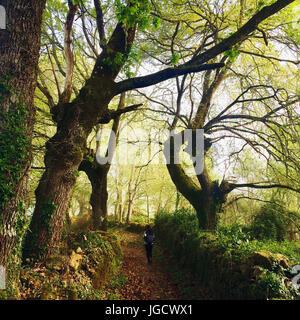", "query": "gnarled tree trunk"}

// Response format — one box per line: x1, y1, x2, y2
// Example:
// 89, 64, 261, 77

0, 0, 46, 266
164, 134, 228, 230
79, 159, 110, 231
78, 93, 125, 231
22, 19, 137, 262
